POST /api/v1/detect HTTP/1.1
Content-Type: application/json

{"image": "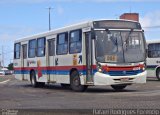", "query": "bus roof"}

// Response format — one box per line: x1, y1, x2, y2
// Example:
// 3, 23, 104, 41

147, 40, 160, 44
14, 19, 141, 43
15, 21, 92, 43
